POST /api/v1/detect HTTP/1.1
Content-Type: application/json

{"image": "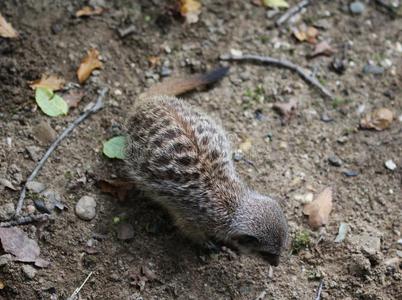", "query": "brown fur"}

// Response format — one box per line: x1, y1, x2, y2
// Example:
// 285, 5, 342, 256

124, 68, 288, 266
